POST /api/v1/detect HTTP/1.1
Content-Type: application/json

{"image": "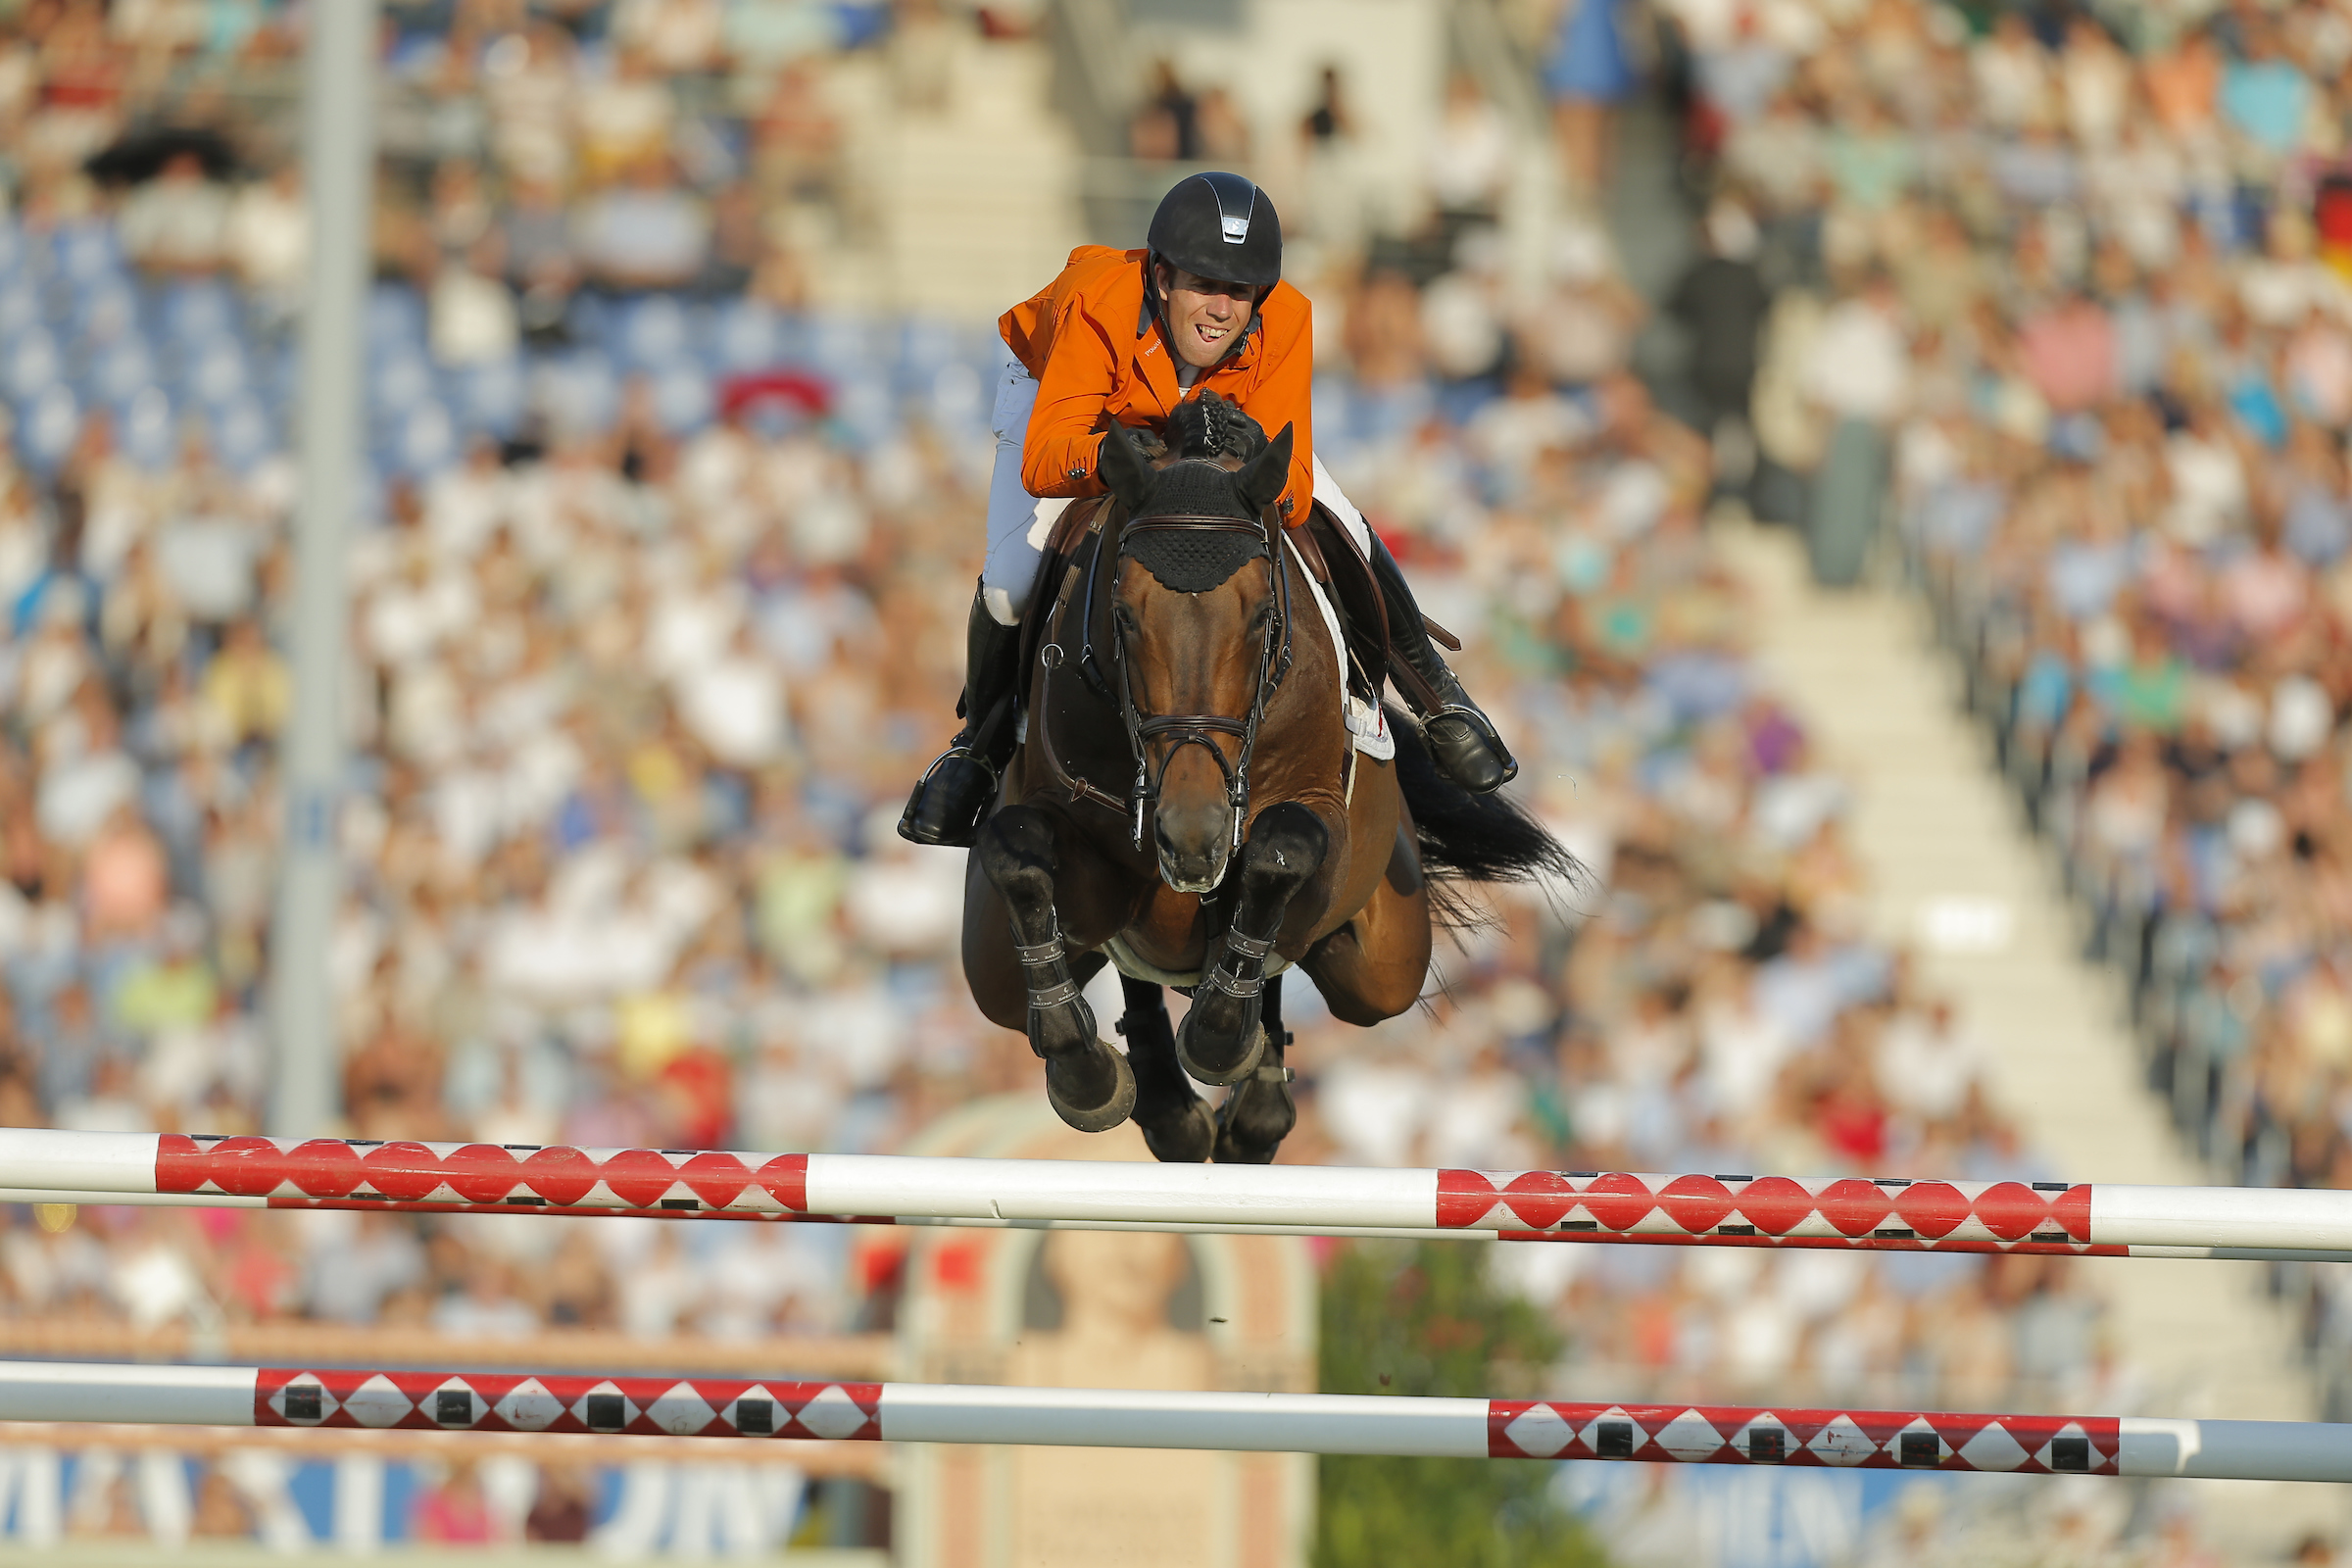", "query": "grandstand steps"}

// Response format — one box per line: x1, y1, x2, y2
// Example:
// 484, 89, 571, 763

1715, 516, 2346, 1553
818, 38, 1084, 320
